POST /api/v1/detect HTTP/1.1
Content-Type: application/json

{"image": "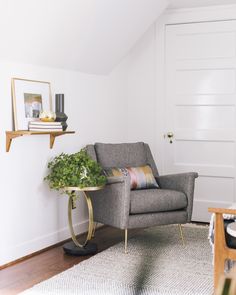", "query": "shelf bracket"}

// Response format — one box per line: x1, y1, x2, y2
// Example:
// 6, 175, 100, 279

6, 132, 23, 152
50, 133, 65, 149
50, 134, 56, 149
